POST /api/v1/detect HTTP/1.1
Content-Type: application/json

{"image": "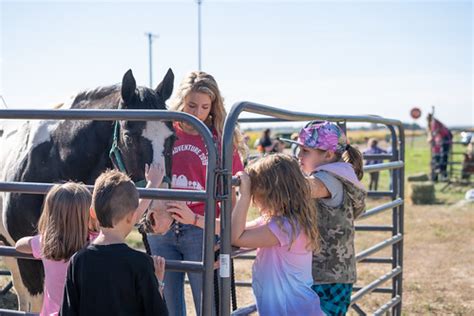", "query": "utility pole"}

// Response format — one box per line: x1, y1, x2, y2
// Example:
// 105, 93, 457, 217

0, 95, 7, 108
144, 32, 159, 87
197, 0, 202, 71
